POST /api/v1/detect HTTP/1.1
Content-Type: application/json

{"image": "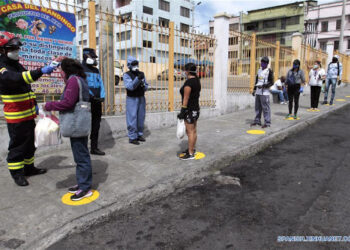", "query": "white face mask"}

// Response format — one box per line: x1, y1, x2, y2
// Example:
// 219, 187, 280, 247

131, 66, 139, 71
86, 58, 95, 65
7, 49, 20, 61
313, 65, 319, 69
